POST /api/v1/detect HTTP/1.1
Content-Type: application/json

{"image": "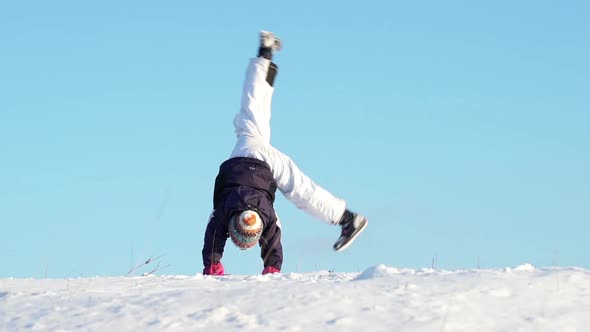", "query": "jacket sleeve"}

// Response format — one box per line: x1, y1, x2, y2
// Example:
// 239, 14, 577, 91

202, 210, 229, 268
259, 214, 283, 270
